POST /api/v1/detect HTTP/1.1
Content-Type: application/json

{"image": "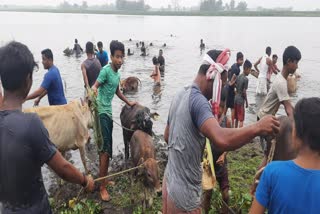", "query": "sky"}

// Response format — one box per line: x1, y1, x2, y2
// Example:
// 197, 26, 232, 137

0, 0, 320, 11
